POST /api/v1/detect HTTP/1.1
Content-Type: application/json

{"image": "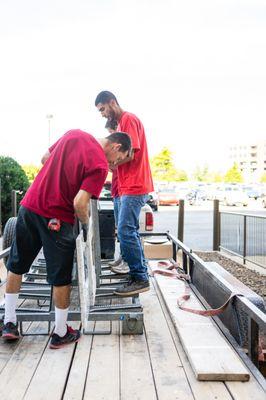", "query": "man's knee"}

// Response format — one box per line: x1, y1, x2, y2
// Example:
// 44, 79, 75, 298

118, 226, 138, 242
